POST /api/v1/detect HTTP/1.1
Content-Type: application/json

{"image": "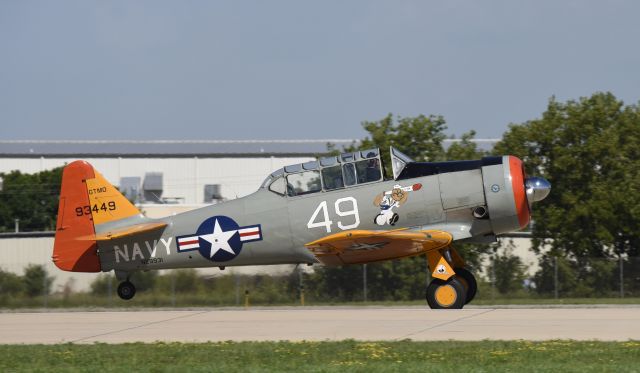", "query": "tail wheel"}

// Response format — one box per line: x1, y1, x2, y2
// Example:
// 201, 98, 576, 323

426, 277, 467, 309
453, 267, 477, 304
117, 281, 136, 300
